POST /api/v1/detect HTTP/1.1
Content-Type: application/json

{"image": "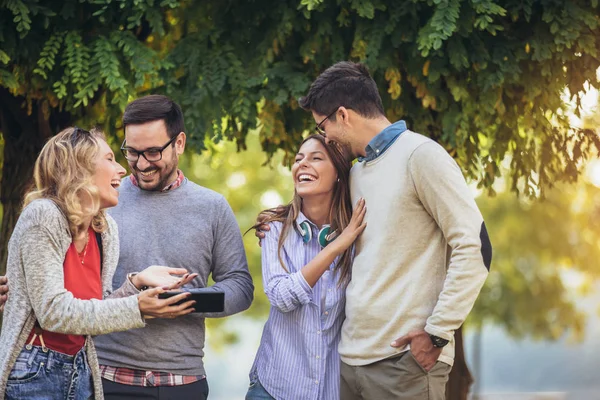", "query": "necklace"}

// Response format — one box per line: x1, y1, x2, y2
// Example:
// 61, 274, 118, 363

77, 230, 90, 265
